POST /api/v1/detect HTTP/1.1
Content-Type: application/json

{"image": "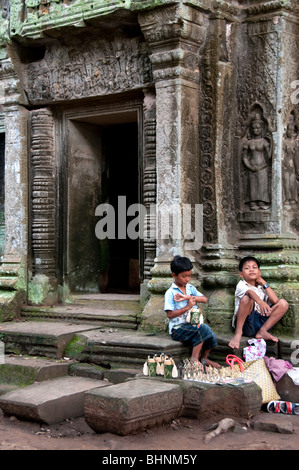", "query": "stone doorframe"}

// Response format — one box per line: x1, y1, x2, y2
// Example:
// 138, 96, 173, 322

28, 93, 157, 303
